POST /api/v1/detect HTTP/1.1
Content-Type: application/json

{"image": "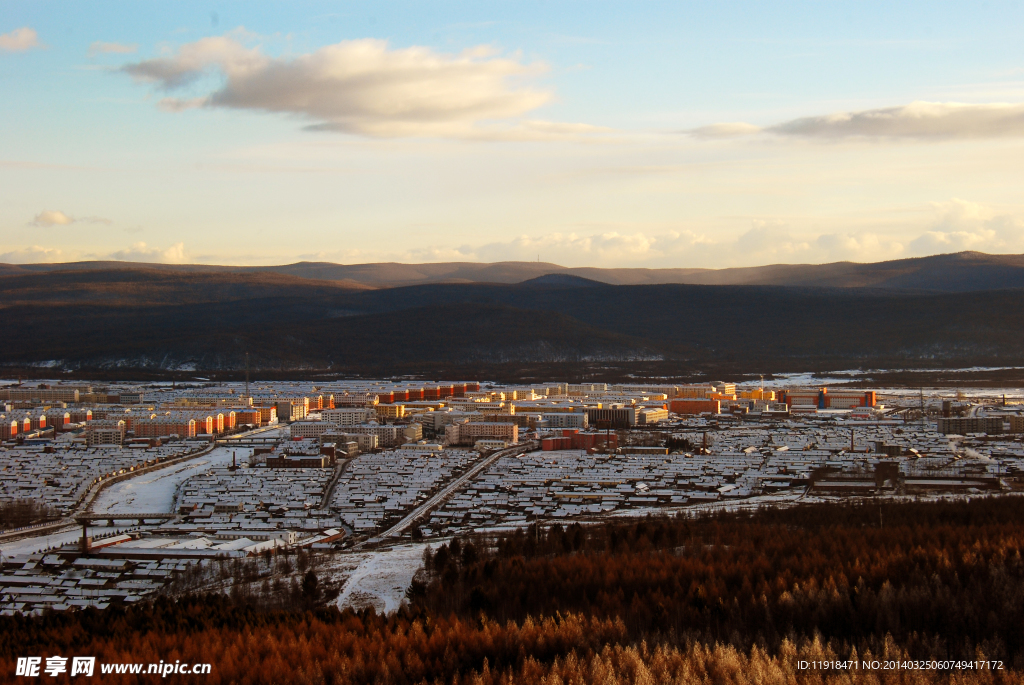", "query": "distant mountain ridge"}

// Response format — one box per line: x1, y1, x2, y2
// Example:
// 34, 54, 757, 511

3, 251, 1024, 292
1, 264, 1024, 374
